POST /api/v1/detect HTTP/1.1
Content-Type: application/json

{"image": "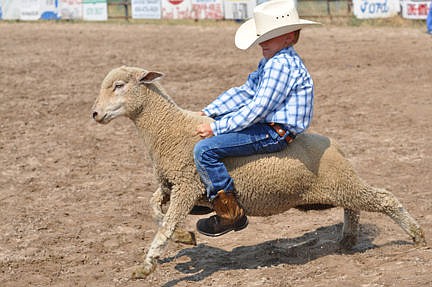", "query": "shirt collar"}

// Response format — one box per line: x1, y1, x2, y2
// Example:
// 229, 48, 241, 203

260, 46, 293, 66
275, 46, 293, 57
